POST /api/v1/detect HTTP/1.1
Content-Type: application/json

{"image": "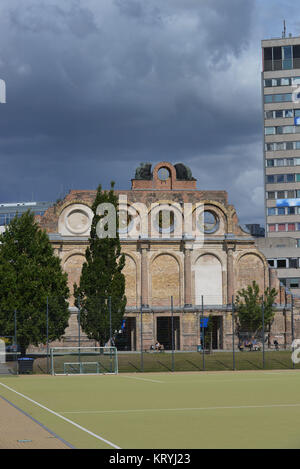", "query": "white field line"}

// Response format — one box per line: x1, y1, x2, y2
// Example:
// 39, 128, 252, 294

163, 377, 300, 385
117, 370, 300, 385
261, 372, 300, 375
120, 375, 165, 383
61, 403, 300, 415
0, 382, 121, 449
